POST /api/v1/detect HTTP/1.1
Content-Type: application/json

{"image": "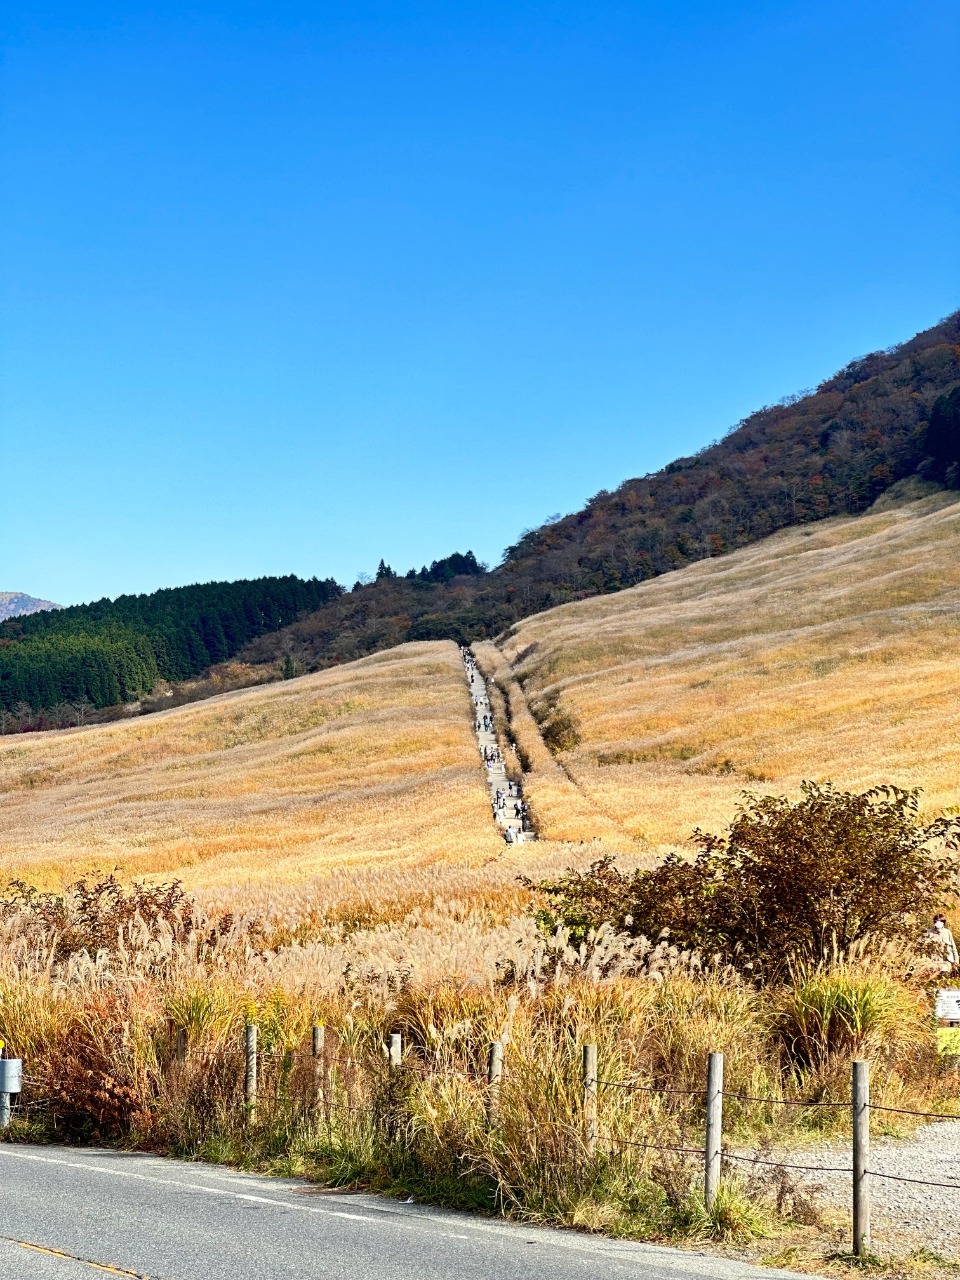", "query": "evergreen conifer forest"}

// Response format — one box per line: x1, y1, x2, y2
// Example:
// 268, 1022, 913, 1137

0, 575, 340, 713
